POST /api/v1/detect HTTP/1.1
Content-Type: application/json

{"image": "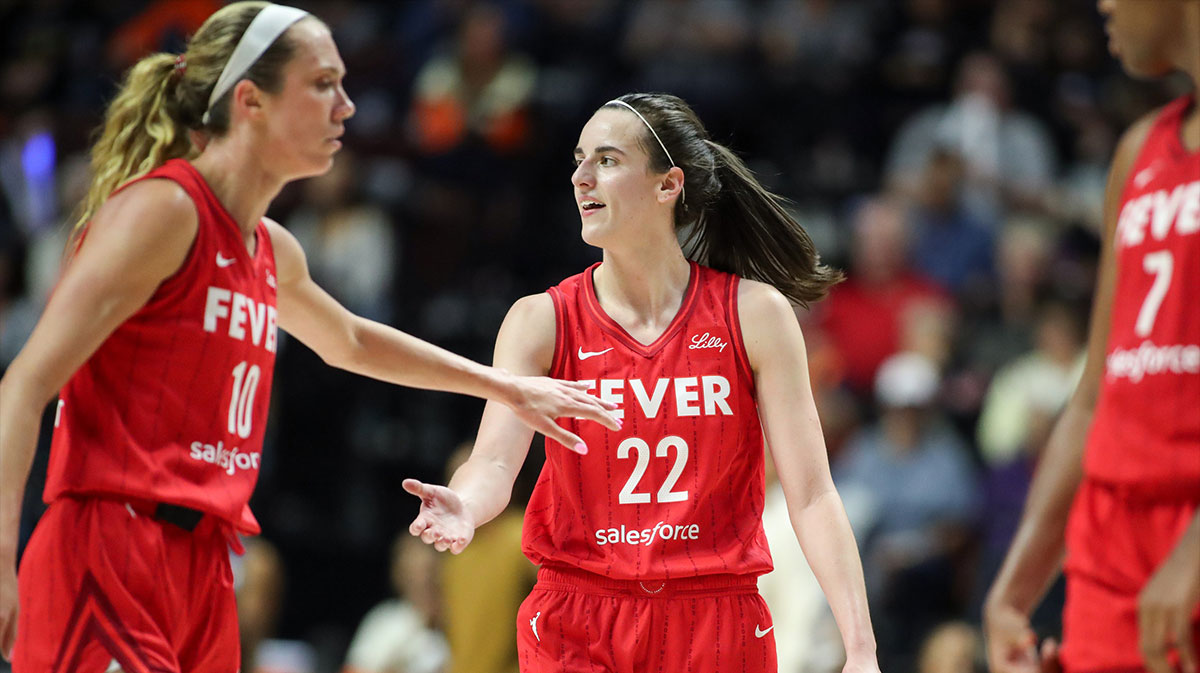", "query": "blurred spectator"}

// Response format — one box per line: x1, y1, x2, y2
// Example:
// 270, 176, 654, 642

758, 0, 877, 94
916, 621, 981, 673
343, 534, 449, 673
817, 197, 950, 396
959, 216, 1056, 375
886, 51, 1058, 224
105, 0, 222, 68
877, 0, 969, 107
906, 149, 996, 296
833, 352, 981, 670
234, 537, 319, 673
407, 2, 535, 159
976, 298, 1085, 466
760, 431, 854, 673
285, 150, 397, 323
440, 442, 536, 673
621, 0, 753, 127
